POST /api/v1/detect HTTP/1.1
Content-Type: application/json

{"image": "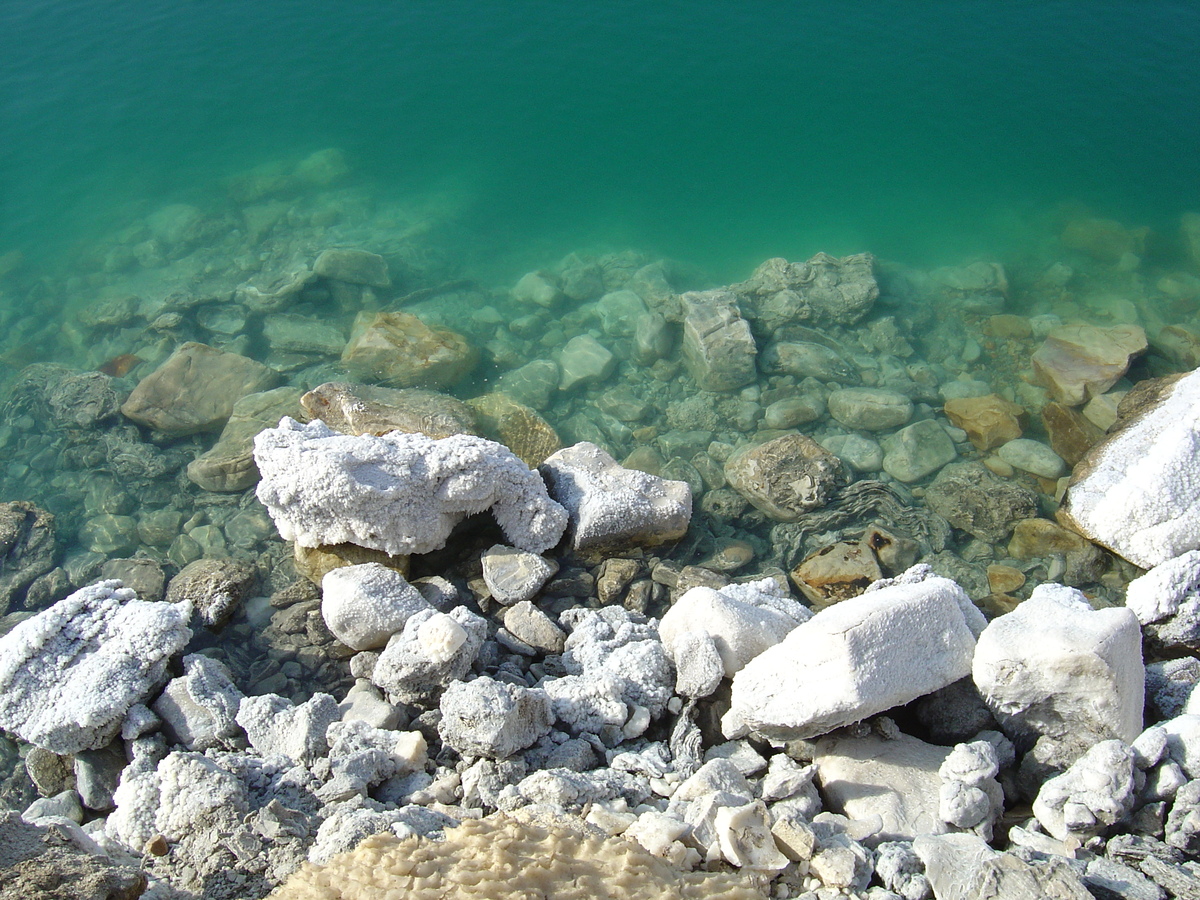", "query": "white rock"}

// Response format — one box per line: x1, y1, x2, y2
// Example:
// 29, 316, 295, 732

151, 653, 244, 751
321, 563, 430, 651
370, 607, 487, 706
715, 799, 789, 871
0, 580, 191, 754
338, 680, 401, 730
1160, 715, 1200, 778
235, 692, 340, 764
438, 677, 553, 760
723, 569, 979, 740
1125, 549, 1200, 625
480, 545, 558, 605
1060, 367, 1200, 568
1032, 739, 1138, 841
972, 583, 1144, 745
254, 417, 568, 556
937, 741, 1004, 836
540, 442, 691, 551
